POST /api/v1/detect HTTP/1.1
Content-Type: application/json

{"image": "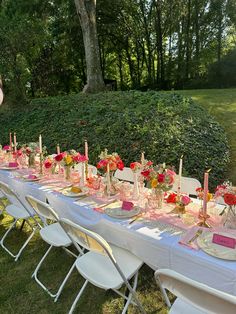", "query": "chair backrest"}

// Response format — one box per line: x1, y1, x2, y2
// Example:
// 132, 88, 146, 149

0, 181, 32, 214
114, 167, 135, 183
25, 195, 58, 222
74, 163, 97, 176
155, 269, 236, 314
60, 217, 113, 257
172, 175, 201, 196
